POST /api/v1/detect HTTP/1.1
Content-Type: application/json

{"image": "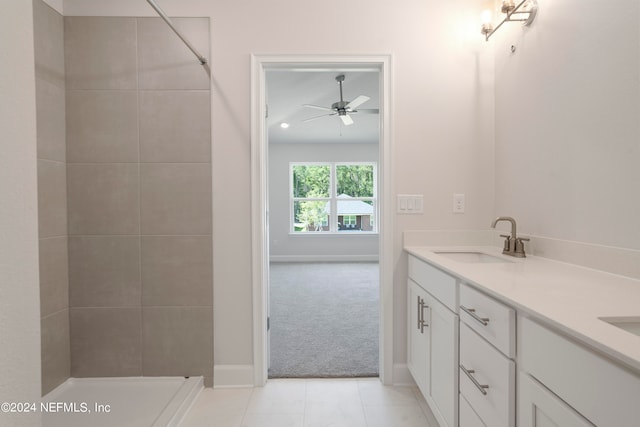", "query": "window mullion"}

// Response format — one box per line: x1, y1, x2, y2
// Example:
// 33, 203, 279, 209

290, 163, 294, 232
330, 163, 337, 232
